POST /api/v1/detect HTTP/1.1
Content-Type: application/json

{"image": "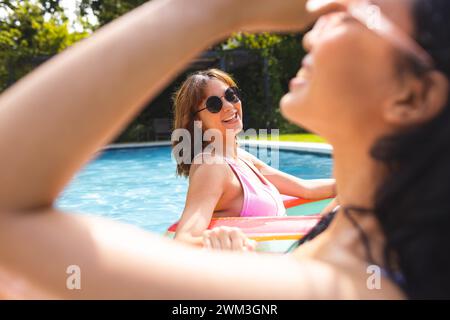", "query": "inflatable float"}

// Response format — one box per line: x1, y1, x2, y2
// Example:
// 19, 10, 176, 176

166, 195, 333, 253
